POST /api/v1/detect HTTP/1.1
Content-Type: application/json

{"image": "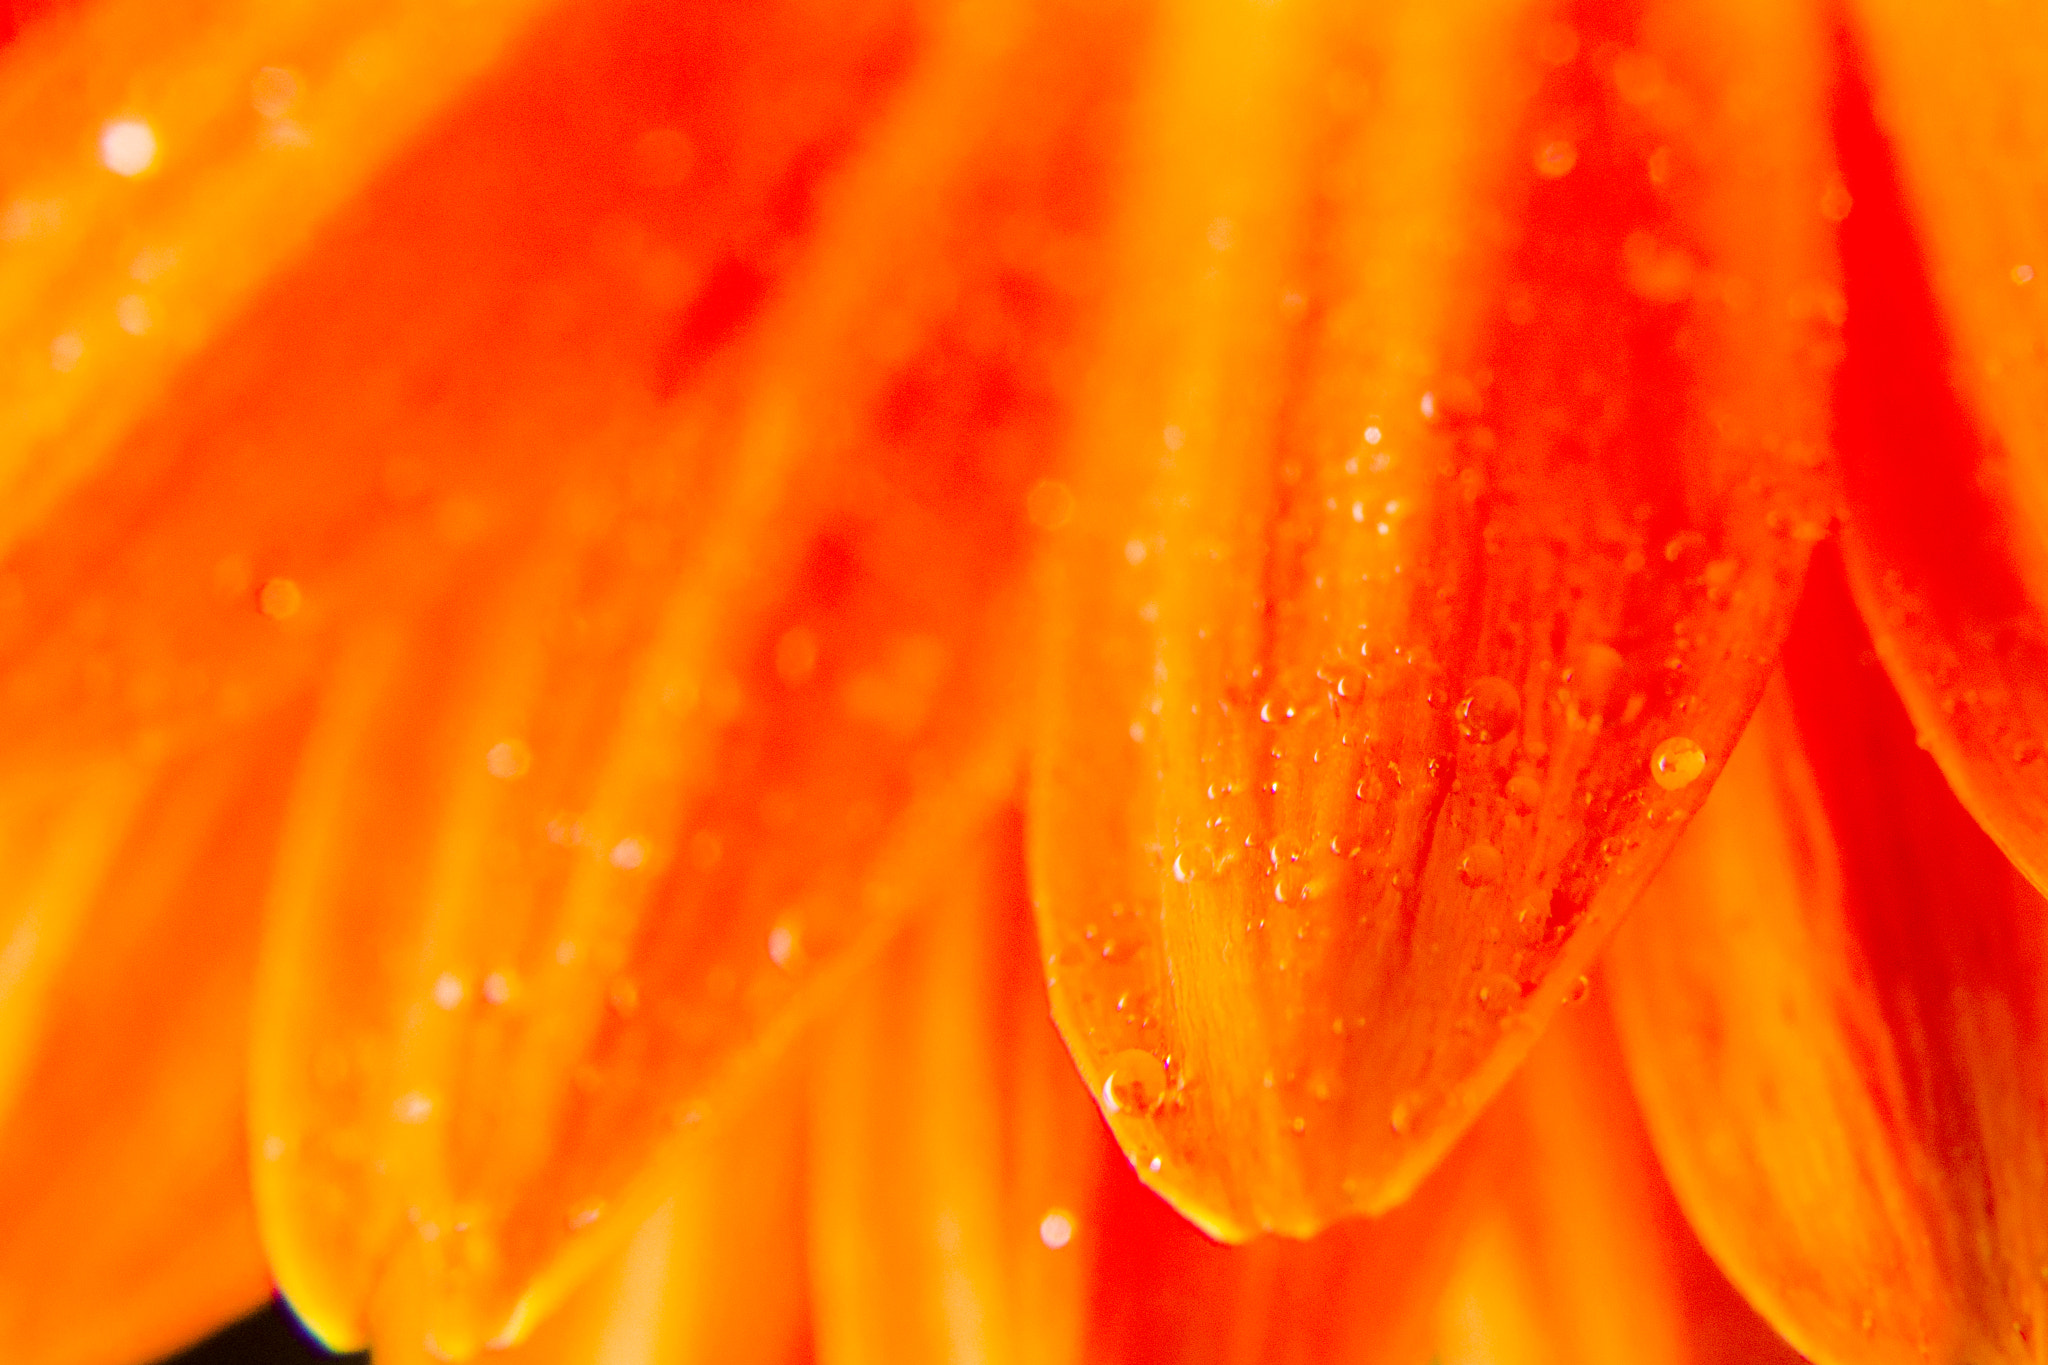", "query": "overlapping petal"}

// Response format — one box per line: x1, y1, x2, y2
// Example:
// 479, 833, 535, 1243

1607, 548, 2048, 1363
372, 1069, 811, 1365
0, 0, 562, 557
807, 808, 1488, 1365
0, 708, 307, 1365
1032, 0, 1839, 1236
1430, 995, 1803, 1365
1832, 3, 2048, 894
210, 0, 1129, 1352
